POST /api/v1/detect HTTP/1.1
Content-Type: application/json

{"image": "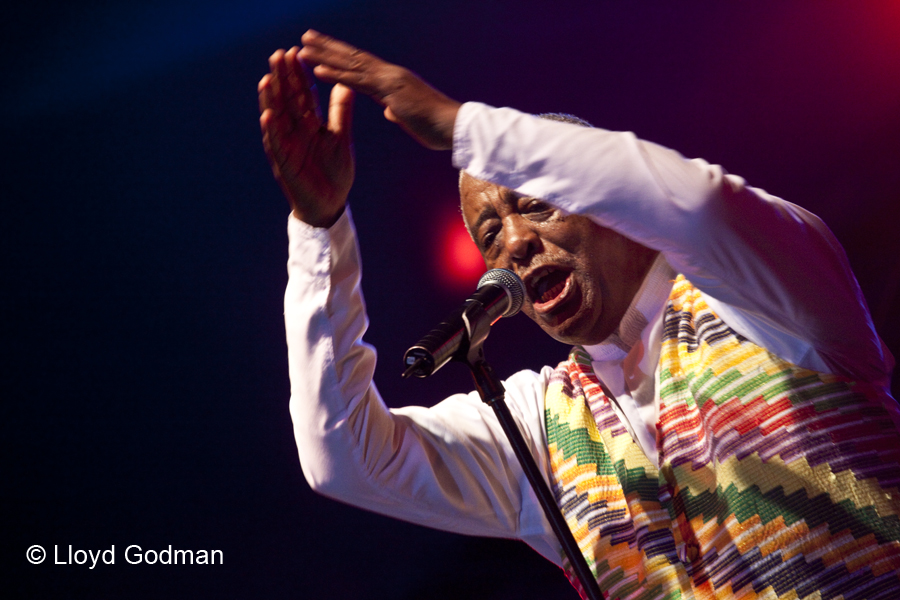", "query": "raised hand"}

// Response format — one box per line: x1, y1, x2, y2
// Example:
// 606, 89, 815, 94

259, 46, 354, 227
298, 30, 461, 151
